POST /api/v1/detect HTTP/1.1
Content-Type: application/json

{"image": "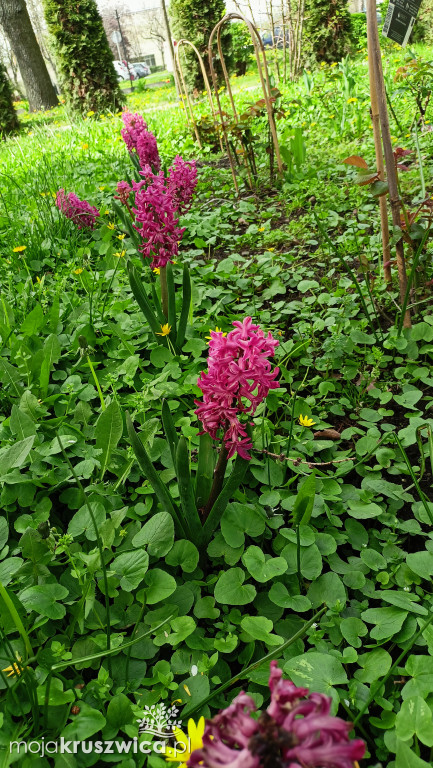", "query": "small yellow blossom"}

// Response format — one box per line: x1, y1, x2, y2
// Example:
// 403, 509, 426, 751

153, 267, 161, 275
82, 142, 89, 150
258, 226, 265, 232
107, 222, 115, 230
40, 192, 46, 197
330, 62, 337, 67
320, 61, 326, 67
117, 233, 126, 240
99, 185, 106, 191
105, 210, 110, 215
163, 717, 205, 768
74, 268, 84, 275
157, 323, 171, 336
311, 122, 317, 127
347, 97, 358, 104
36, 276, 42, 284
2, 653, 24, 678
266, 247, 275, 252
87, 110, 95, 117
206, 327, 227, 340
299, 414, 316, 428
13, 246, 26, 253
329, 114, 335, 119
115, 250, 125, 258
